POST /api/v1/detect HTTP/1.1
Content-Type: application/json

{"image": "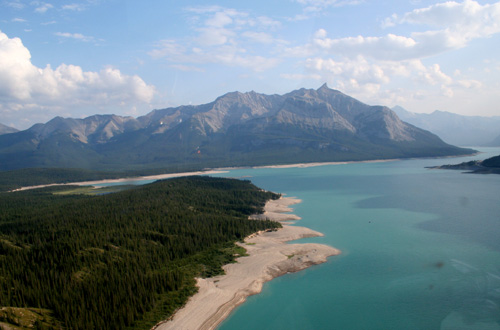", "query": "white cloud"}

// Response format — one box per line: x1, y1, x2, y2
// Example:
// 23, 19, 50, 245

54, 32, 95, 43
291, 0, 363, 20
312, 1, 500, 62
313, 32, 419, 61
305, 56, 390, 86
150, 6, 282, 71
4, 1, 25, 9
298, 54, 483, 105
387, 1, 500, 52
0, 31, 155, 128
242, 31, 274, 44
400, 0, 500, 29
62, 3, 86, 11
193, 8, 247, 46
34, 2, 53, 13
255, 16, 281, 30
416, 63, 453, 85
149, 40, 186, 59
